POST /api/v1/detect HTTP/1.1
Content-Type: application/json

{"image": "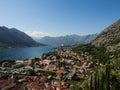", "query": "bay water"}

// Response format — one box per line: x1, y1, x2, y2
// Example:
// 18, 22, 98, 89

0, 45, 55, 61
